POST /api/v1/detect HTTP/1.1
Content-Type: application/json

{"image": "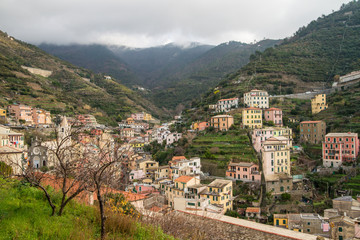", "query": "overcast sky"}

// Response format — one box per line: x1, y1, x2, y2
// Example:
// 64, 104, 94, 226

0, 0, 351, 48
